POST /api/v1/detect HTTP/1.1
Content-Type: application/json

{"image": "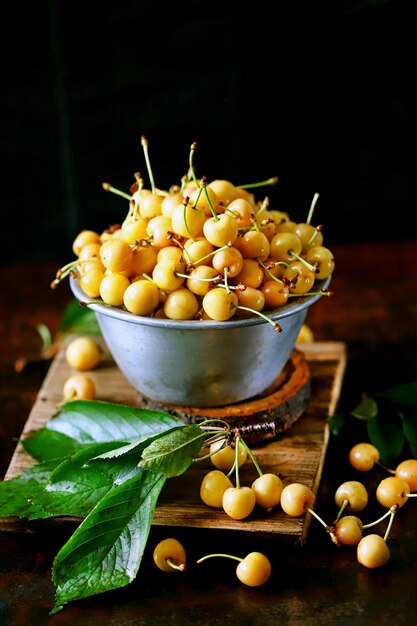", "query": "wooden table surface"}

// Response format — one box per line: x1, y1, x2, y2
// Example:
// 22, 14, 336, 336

0, 240, 416, 626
